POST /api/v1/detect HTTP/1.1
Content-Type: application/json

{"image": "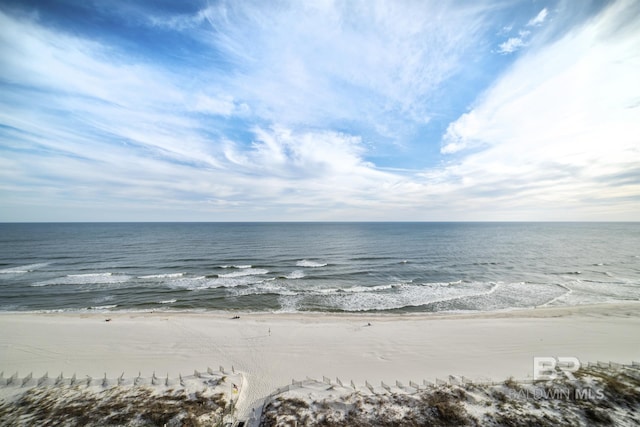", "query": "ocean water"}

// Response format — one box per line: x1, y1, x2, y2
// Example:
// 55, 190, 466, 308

0, 222, 638, 313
